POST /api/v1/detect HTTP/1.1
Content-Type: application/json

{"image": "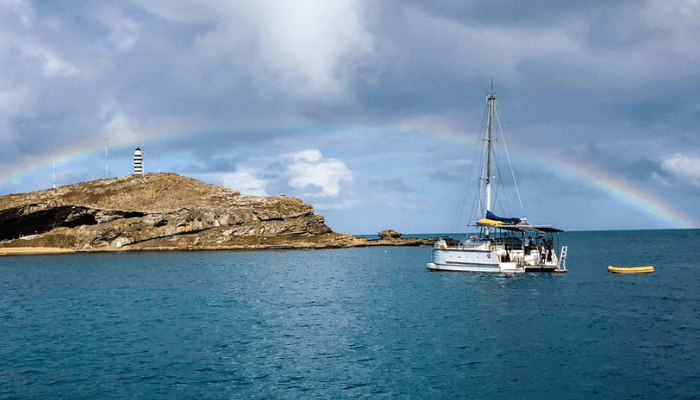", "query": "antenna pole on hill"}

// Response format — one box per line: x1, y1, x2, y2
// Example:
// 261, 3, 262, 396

105, 138, 109, 177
